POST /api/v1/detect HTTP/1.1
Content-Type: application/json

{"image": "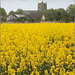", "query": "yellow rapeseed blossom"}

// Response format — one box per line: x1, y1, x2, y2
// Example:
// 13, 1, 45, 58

1, 23, 74, 75
45, 70, 48, 75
